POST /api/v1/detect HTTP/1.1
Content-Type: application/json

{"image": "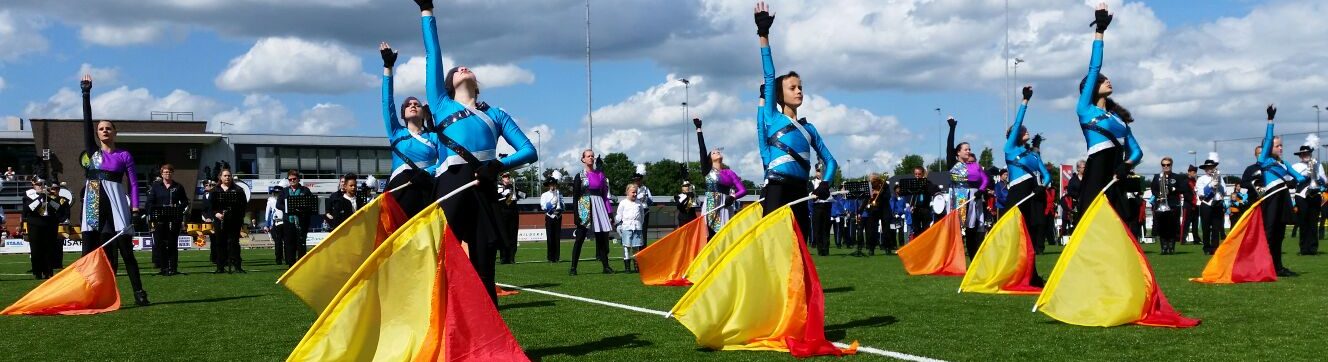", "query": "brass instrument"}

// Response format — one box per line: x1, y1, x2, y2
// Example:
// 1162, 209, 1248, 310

867, 177, 885, 209
1156, 172, 1171, 212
